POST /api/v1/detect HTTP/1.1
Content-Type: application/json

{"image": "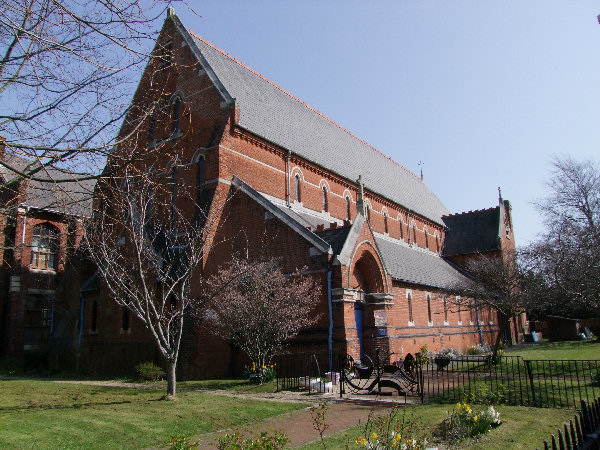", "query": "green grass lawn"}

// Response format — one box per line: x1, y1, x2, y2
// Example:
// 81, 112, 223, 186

0, 379, 306, 449
300, 404, 576, 450
505, 340, 600, 360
